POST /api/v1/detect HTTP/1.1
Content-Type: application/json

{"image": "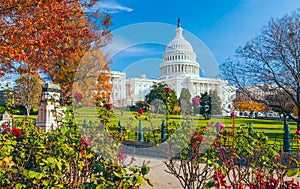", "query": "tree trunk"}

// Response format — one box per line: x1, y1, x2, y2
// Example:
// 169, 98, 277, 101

26, 106, 30, 118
